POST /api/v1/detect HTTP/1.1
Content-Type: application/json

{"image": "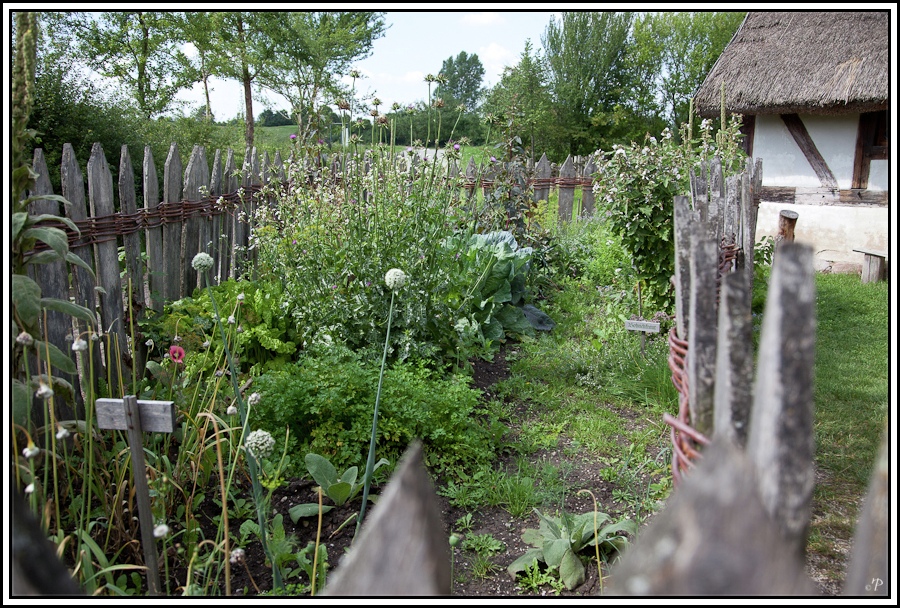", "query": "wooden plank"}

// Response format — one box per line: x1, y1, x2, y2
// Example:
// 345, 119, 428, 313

95, 397, 176, 433
672, 195, 696, 340
707, 157, 724, 242
780, 114, 838, 190
747, 242, 816, 557
28, 149, 78, 417
844, 431, 889, 596
62, 143, 101, 404
162, 143, 183, 301
143, 146, 164, 313
713, 270, 754, 448
88, 143, 127, 397
557, 155, 574, 223
581, 155, 596, 217
223, 149, 237, 280
687, 231, 719, 437
182, 145, 206, 295
608, 439, 814, 595
209, 149, 224, 284
852, 248, 887, 258
533, 153, 551, 203
724, 174, 740, 246
322, 441, 450, 596
118, 145, 146, 381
